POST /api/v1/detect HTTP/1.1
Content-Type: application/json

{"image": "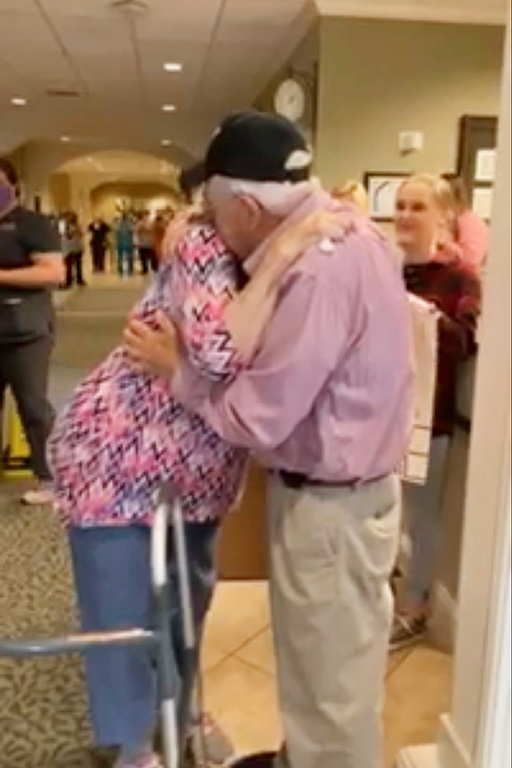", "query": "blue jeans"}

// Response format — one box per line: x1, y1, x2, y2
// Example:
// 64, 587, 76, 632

69, 522, 219, 748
